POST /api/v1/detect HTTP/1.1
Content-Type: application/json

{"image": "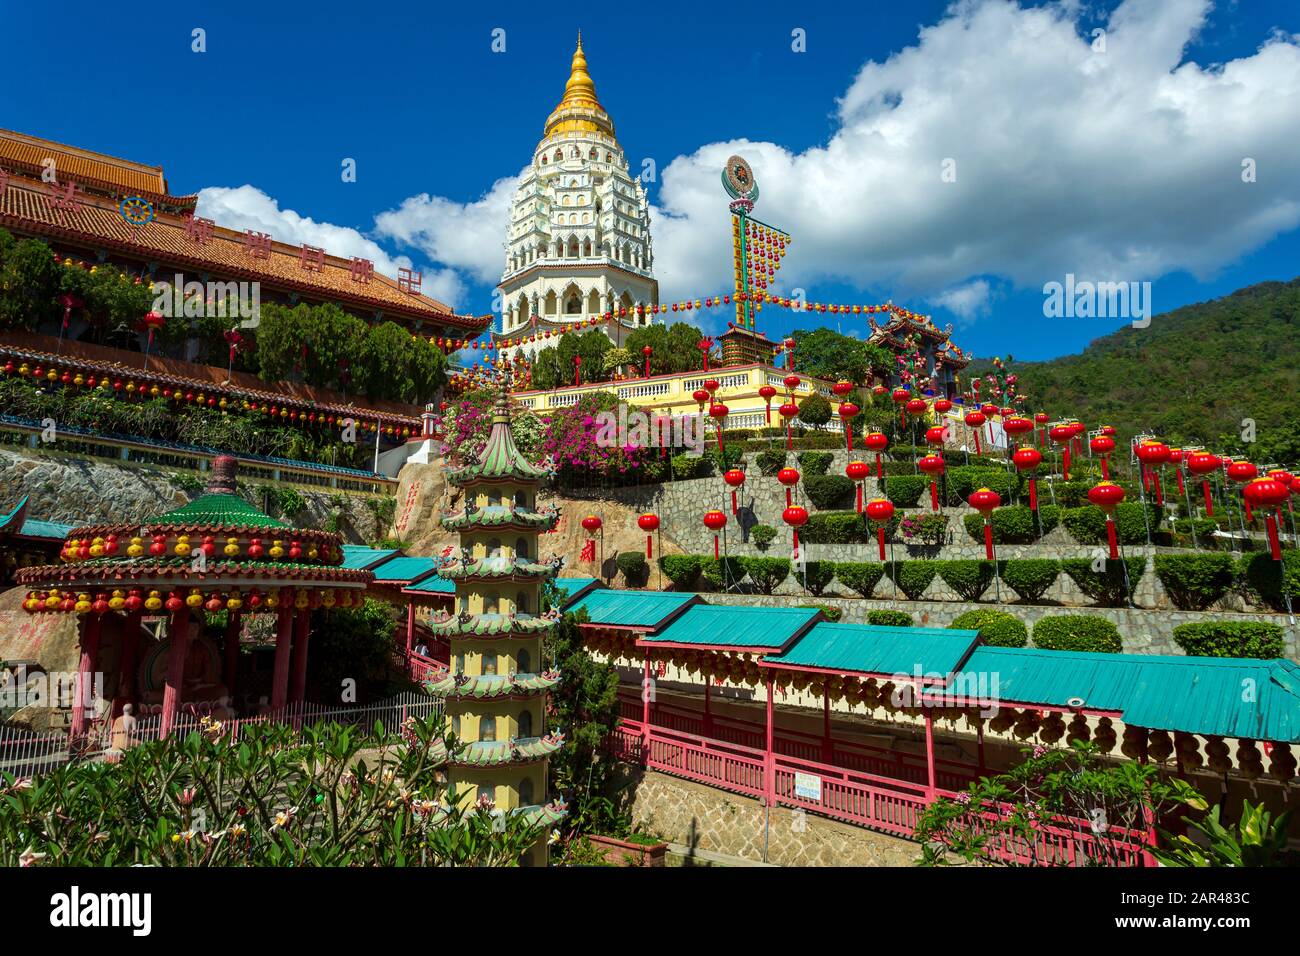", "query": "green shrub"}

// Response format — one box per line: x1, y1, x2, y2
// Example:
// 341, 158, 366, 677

883, 474, 926, 508
1172, 621, 1286, 660
670, 453, 708, 481
797, 393, 832, 427
799, 561, 836, 597
886, 560, 939, 600
755, 449, 787, 476
1154, 554, 1236, 611
936, 560, 996, 601
1060, 557, 1146, 607
700, 556, 745, 591
835, 562, 884, 598
750, 524, 777, 550
801, 511, 869, 544
1238, 550, 1300, 612
616, 551, 648, 586
867, 609, 913, 627
707, 444, 744, 473
962, 504, 1061, 544
950, 609, 1028, 648
945, 467, 1012, 505
797, 451, 834, 476
739, 557, 791, 594
803, 474, 855, 510
1062, 503, 1161, 544
799, 603, 842, 623
999, 559, 1061, 603
1050, 481, 1095, 508
898, 512, 948, 545
1032, 615, 1123, 653
1172, 517, 1219, 542
659, 554, 703, 591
